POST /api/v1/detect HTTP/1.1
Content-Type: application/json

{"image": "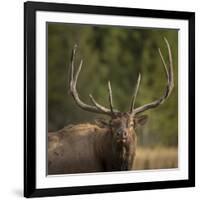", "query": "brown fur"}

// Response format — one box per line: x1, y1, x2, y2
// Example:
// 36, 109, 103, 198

48, 124, 110, 174
48, 114, 147, 175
